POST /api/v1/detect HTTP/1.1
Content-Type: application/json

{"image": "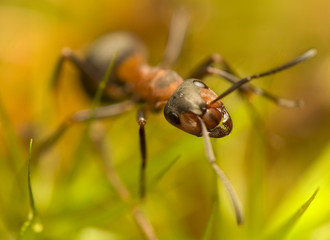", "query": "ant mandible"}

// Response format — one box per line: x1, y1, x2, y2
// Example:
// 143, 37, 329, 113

45, 9, 316, 225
